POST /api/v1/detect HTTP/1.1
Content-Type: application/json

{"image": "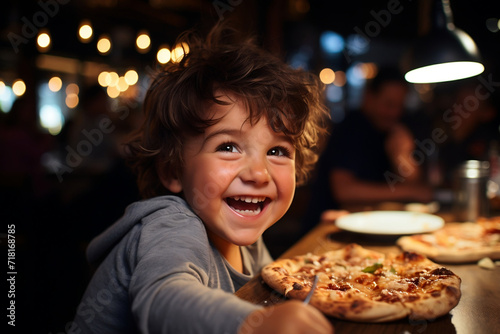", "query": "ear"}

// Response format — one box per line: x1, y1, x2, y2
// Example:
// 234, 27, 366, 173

159, 170, 183, 194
